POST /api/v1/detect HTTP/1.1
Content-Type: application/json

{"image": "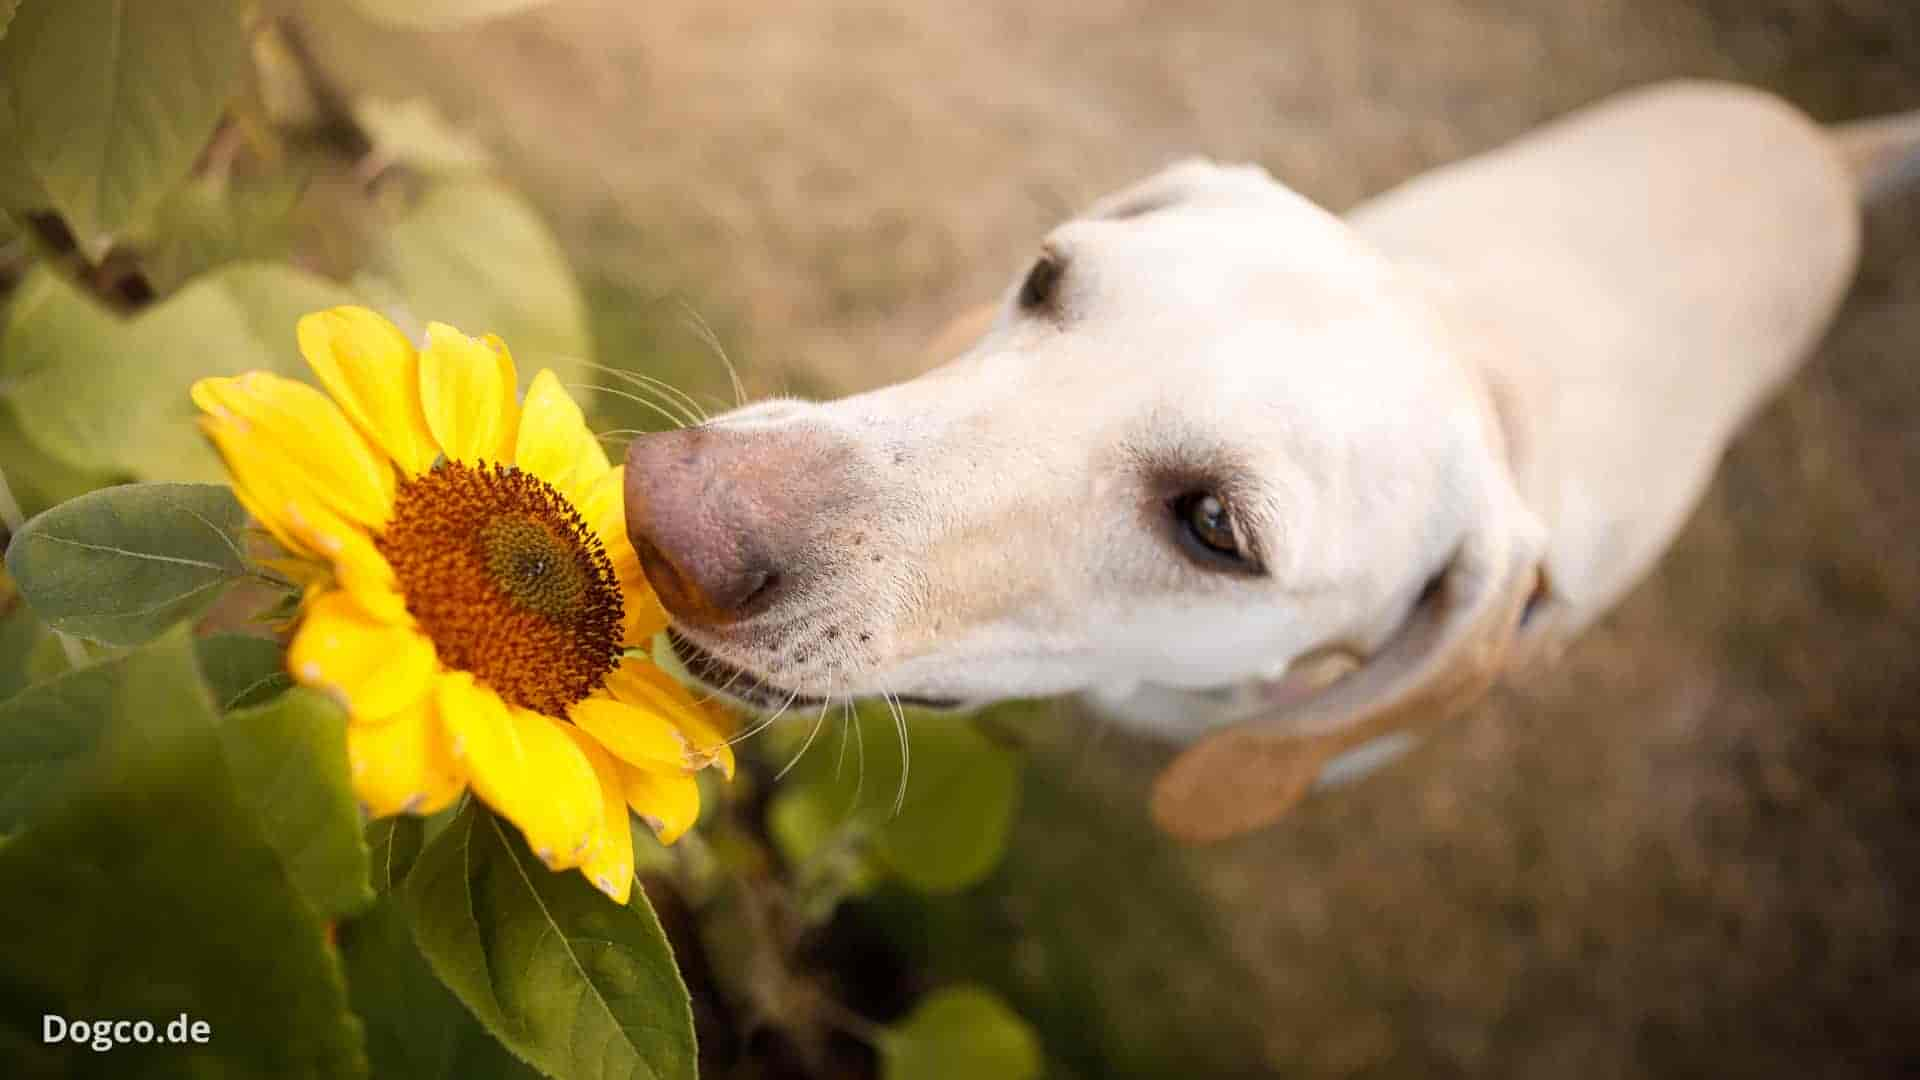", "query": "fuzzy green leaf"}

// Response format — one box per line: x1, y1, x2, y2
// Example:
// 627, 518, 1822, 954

382, 179, 589, 390
405, 801, 698, 1080
194, 632, 293, 711
0, 82, 46, 211
140, 173, 302, 293
0, 643, 115, 831
881, 986, 1042, 1080
0, 0, 244, 258
0, 628, 367, 1076
218, 688, 373, 920
366, 815, 425, 895
0, 597, 67, 704
770, 703, 1022, 895
342, 894, 543, 1080
0, 401, 121, 523
0, 263, 357, 480
5, 481, 249, 646
0, 0, 246, 258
